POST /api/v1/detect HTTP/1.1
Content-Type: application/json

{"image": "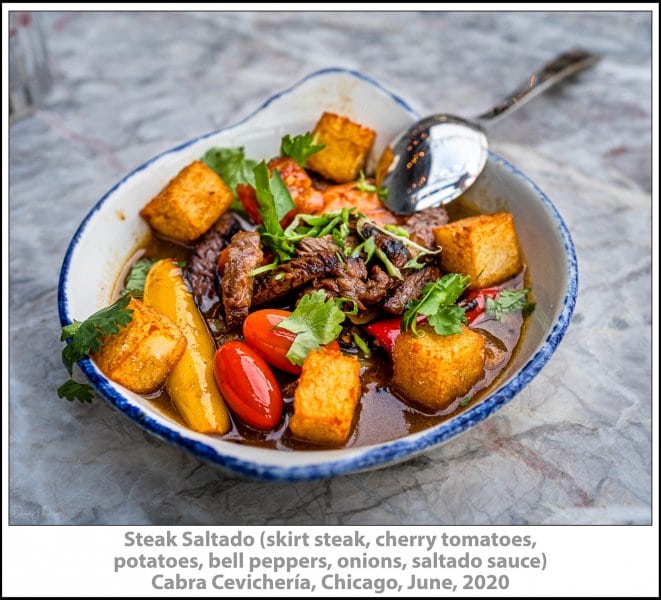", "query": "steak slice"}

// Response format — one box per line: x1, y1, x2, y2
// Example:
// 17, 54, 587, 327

310, 261, 393, 310
383, 264, 441, 314
185, 213, 240, 315
358, 221, 411, 269
296, 235, 340, 257
400, 206, 448, 249
221, 231, 263, 329
252, 252, 341, 306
